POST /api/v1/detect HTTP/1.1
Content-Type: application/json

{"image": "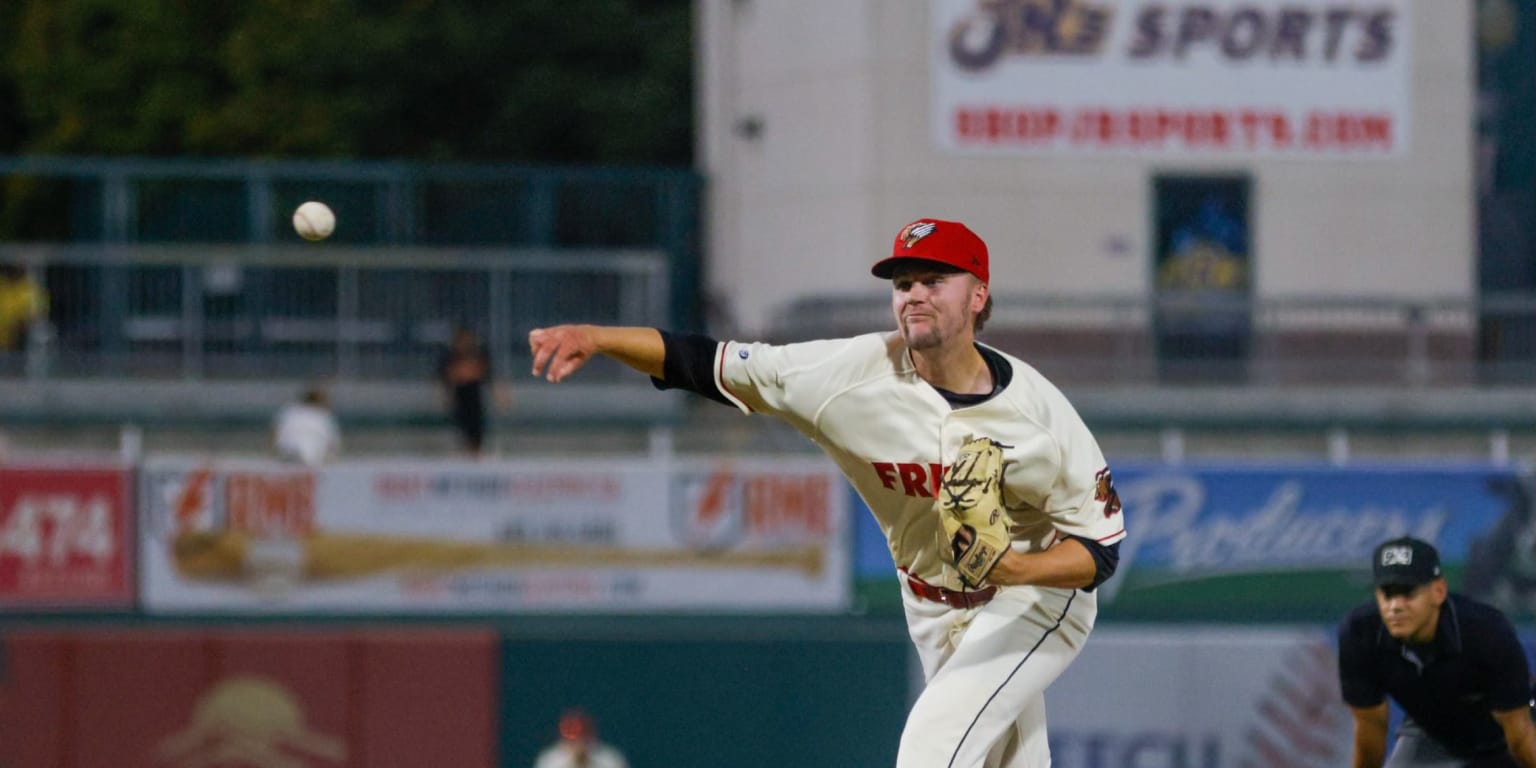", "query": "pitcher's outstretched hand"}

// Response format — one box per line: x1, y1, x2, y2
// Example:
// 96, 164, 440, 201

529, 325, 596, 383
